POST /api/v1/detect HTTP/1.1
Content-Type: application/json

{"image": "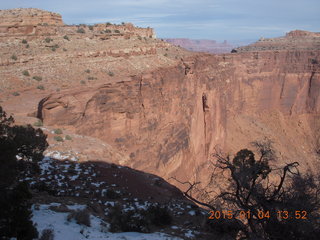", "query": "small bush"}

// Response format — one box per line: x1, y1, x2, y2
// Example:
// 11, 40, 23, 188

67, 209, 91, 227
80, 80, 86, 85
22, 70, 30, 76
53, 129, 63, 134
105, 29, 112, 33
12, 92, 20, 96
85, 69, 90, 73
26, 44, 30, 48
108, 206, 149, 233
108, 71, 114, 77
45, 37, 53, 43
114, 30, 120, 33
105, 189, 120, 199
164, 53, 168, 57
33, 76, 42, 81
22, 39, 28, 44
87, 76, 97, 80
51, 47, 56, 52
63, 35, 70, 41
89, 26, 94, 31
54, 136, 64, 142
77, 28, 85, 34
39, 228, 54, 240
11, 54, 17, 61
145, 205, 172, 226
33, 120, 43, 127
106, 22, 112, 26
37, 85, 45, 90
63, 48, 67, 52
65, 135, 72, 140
